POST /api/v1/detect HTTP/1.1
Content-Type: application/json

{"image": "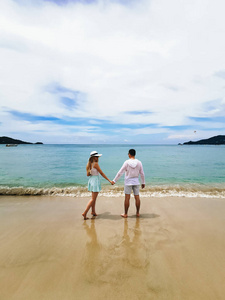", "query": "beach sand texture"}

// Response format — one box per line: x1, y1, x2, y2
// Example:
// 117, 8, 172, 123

0, 195, 225, 300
